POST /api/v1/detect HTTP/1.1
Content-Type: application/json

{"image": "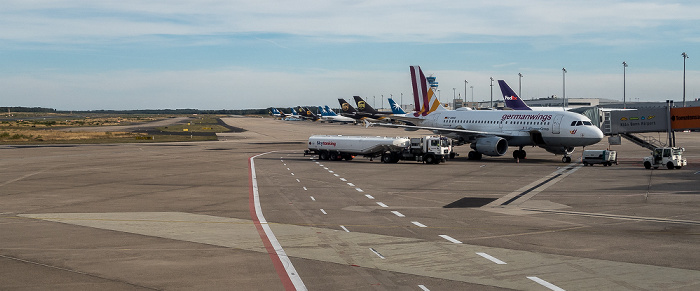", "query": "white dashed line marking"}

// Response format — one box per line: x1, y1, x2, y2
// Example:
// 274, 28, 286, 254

376, 202, 388, 208
291, 173, 294, 176
303, 187, 307, 191
323, 167, 328, 170
411, 221, 427, 227
286, 168, 290, 170
320, 209, 327, 215
476, 252, 507, 265
310, 196, 315, 201
418, 285, 430, 291
365, 194, 375, 199
391, 211, 405, 217
527, 277, 565, 291
295, 179, 300, 182
328, 170, 334, 173
333, 174, 339, 177
340, 225, 350, 232
340, 178, 347, 181
355, 188, 363, 192
347, 183, 355, 186
369, 248, 385, 259
439, 235, 463, 244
